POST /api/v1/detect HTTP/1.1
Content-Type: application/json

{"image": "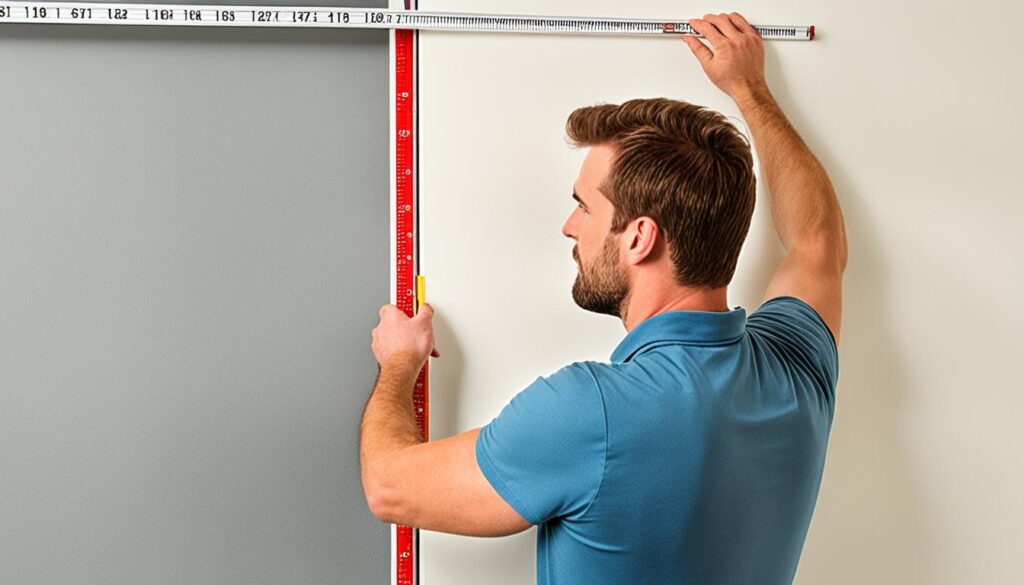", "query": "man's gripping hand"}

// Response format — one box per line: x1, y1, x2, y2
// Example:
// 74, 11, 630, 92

683, 12, 769, 102
371, 304, 441, 370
